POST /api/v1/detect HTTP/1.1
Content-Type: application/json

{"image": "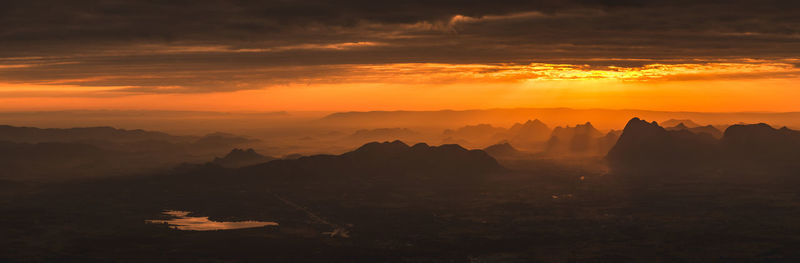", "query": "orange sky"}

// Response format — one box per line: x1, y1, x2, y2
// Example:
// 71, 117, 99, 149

2, 61, 799, 112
